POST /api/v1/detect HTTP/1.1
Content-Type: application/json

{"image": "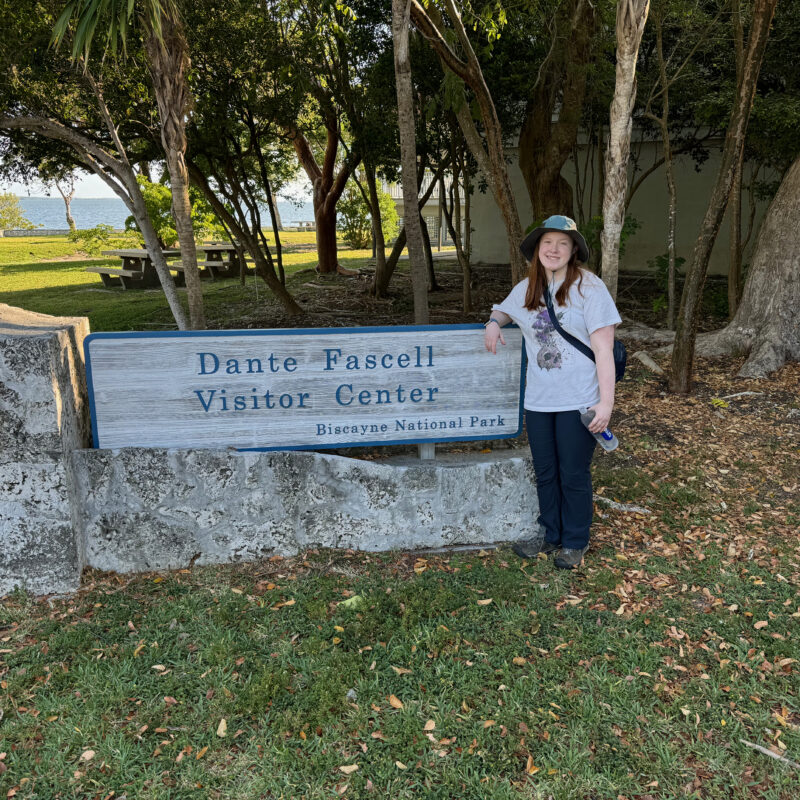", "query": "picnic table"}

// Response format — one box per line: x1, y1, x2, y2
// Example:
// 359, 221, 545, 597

90, 244, 251, 289
171, 243, 252, 281
89, 249, 180, 289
